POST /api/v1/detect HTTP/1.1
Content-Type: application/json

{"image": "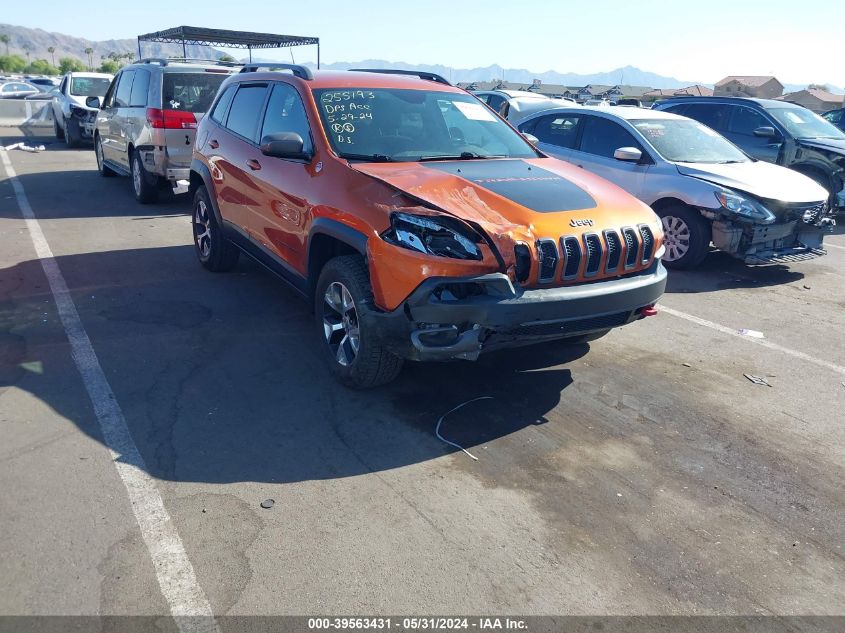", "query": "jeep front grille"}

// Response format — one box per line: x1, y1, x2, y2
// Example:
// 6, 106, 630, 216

530, 226, 653, 284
